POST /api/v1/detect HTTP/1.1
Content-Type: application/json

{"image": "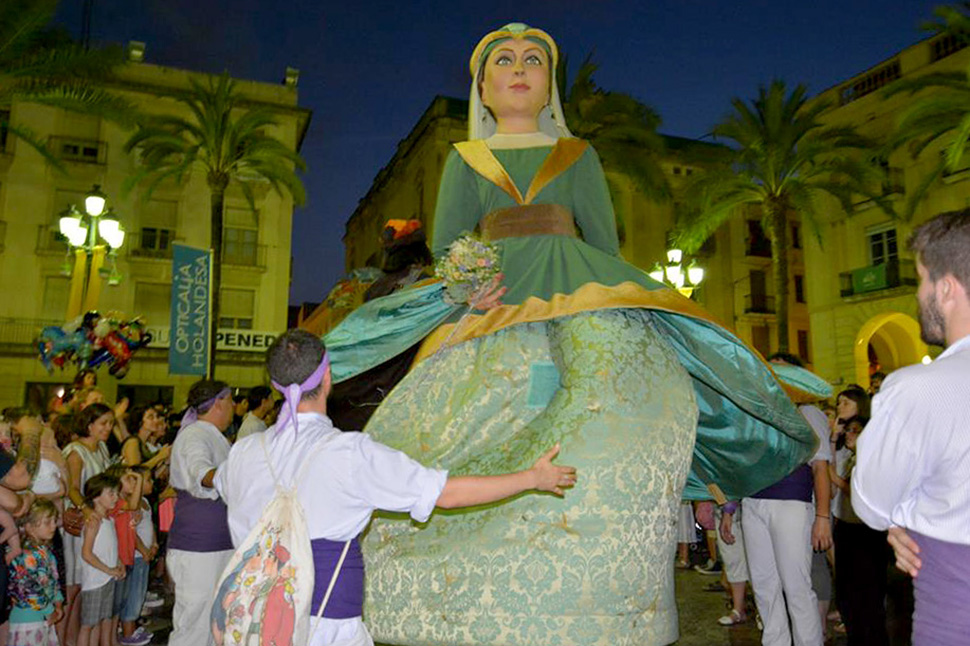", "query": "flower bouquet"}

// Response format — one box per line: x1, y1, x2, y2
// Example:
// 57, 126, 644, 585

435, 233, 501, 305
